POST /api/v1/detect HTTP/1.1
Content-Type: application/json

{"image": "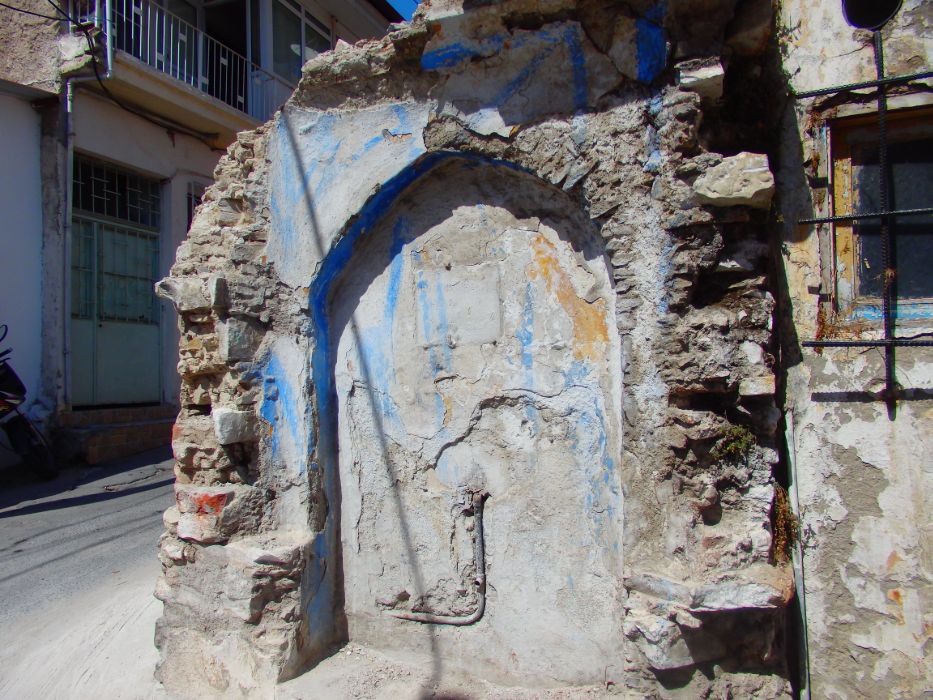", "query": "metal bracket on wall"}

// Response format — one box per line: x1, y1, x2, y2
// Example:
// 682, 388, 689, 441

794, 33, 933, 419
